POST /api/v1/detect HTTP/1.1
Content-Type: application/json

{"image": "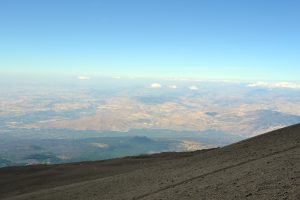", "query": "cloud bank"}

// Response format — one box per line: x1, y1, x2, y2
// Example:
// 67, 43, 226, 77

78, 76, 90, 80
150, 83, 162, 88
248, 82, 300, 89
189, 85, 199, 90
